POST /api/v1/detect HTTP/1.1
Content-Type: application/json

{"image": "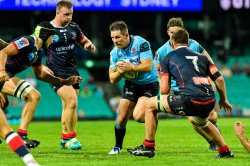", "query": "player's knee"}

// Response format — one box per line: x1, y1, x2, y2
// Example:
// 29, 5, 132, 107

209, 111, 218, 124
191, 117, 209, 128
27, 90, 41, 102
116, 116, 128, 126
66, 99, 77, 110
